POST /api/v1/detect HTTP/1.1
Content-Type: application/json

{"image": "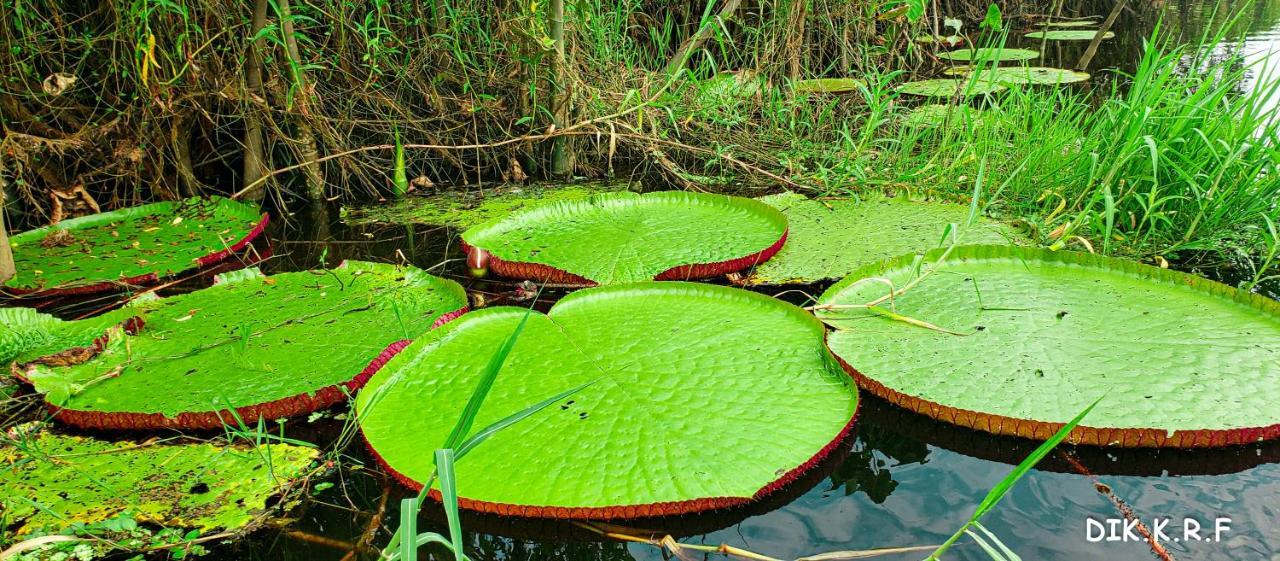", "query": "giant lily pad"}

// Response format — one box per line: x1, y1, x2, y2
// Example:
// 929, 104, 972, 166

935, 47, 1039, 62
902, 103, 993, 128
1, 306, 143, 367
5, 197, 268, 296
794, 78, 867, 94
461, 191, 788, 284
1, 425, 317, 541
357, 282, 858, 518
960, 66, 1092, 85
897, 78, 1006, 97
341, 183, 624, 228
817, 245, 1280, 448
1026, 30, 1115, 40
1040, 20, 1102, 28
744, 193, 1021, 286
17, 261, 468, 430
